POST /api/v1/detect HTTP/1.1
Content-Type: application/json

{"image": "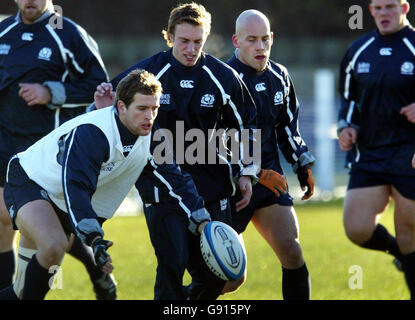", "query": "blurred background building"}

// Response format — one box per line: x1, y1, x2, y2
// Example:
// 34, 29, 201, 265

2, 0, 411, 204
